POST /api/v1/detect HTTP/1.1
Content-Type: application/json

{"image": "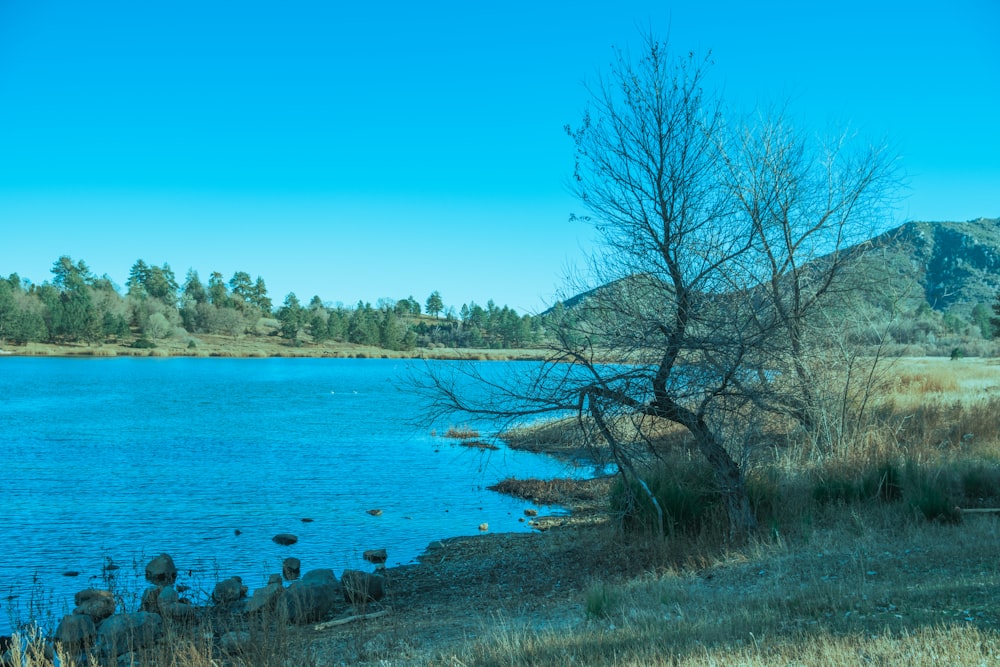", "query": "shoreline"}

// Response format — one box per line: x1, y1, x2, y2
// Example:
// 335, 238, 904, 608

0, 342, 551, 361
